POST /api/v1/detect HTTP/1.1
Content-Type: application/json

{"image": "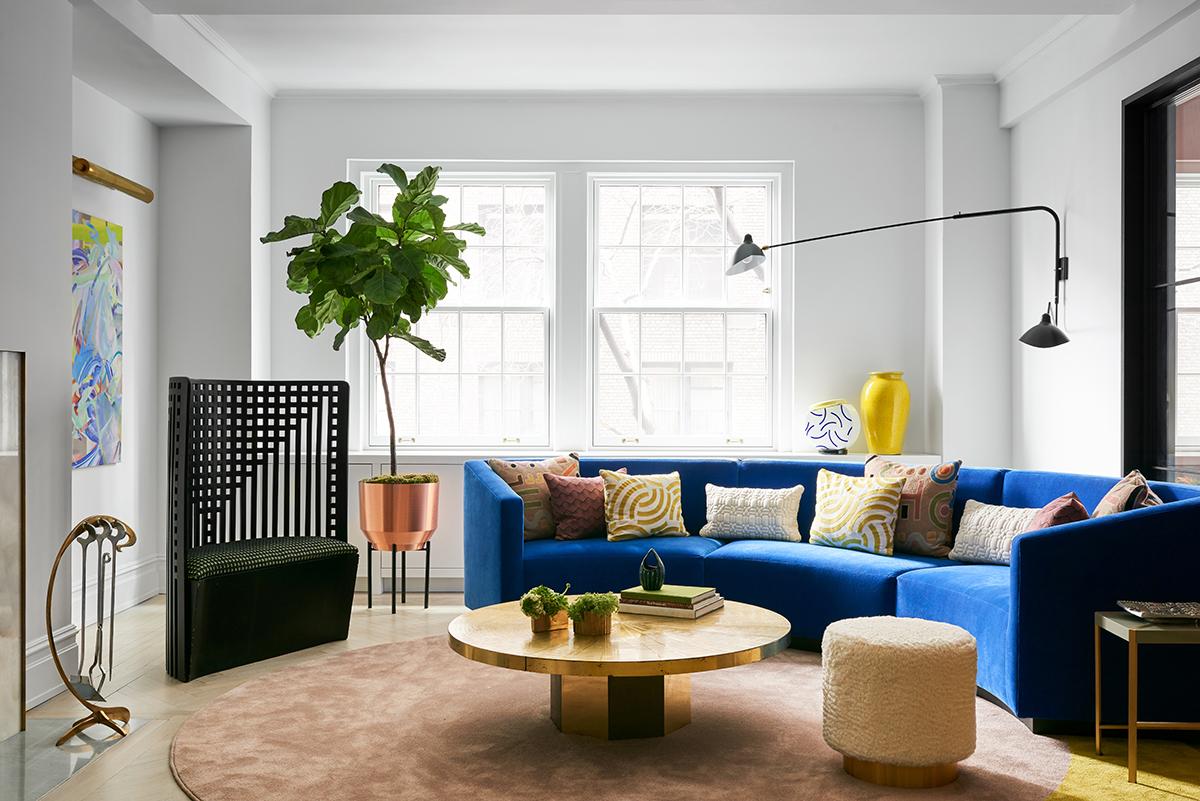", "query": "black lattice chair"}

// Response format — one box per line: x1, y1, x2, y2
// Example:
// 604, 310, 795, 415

166, 378, 359, 682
